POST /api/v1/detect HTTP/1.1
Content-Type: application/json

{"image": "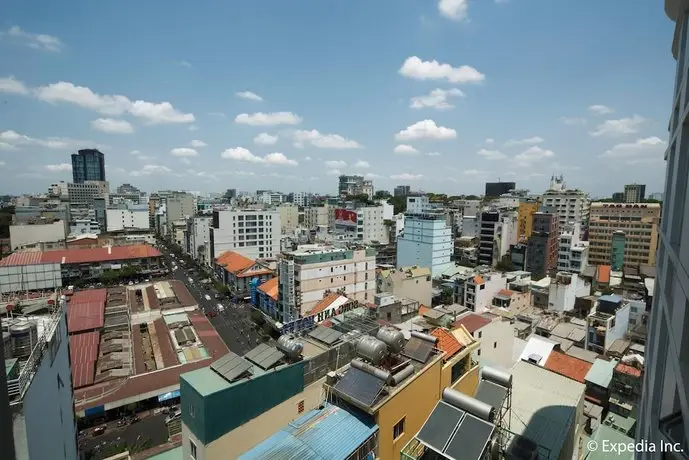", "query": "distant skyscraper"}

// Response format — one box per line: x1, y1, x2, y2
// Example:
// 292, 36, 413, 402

623, 183, 646, 203
484, 181, 515, 197
394, 185, 411, 197
71, 149, 105, 183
